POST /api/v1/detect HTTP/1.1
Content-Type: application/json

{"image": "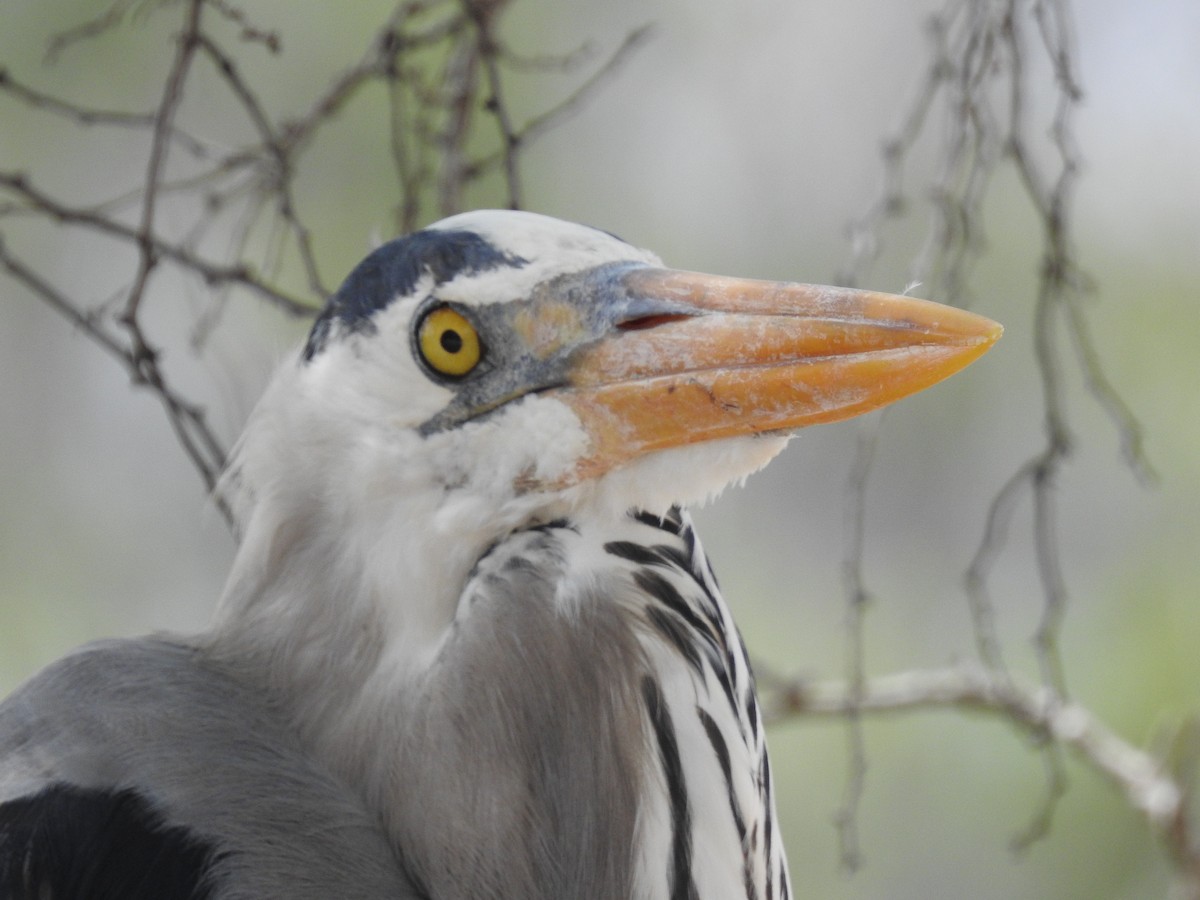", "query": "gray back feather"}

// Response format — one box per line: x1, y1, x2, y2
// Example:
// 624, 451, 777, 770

0, 638, 419, 900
